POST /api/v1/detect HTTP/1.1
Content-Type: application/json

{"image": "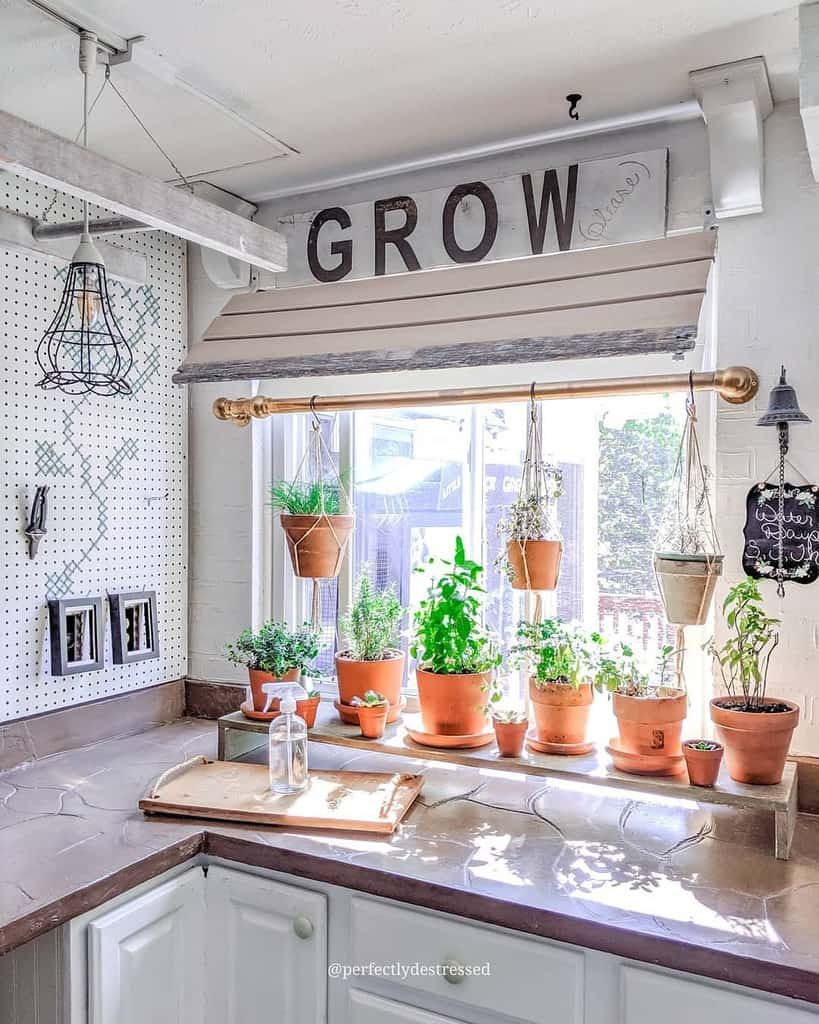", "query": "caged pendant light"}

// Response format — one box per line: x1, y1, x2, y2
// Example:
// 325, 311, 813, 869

36, 32, 133, 396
